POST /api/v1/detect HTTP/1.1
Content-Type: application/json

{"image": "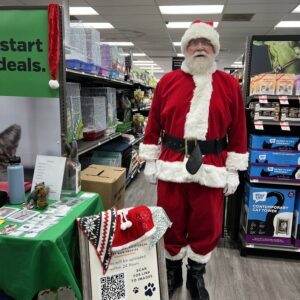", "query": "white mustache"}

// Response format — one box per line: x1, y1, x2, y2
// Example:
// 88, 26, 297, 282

193, 50, 208, 58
